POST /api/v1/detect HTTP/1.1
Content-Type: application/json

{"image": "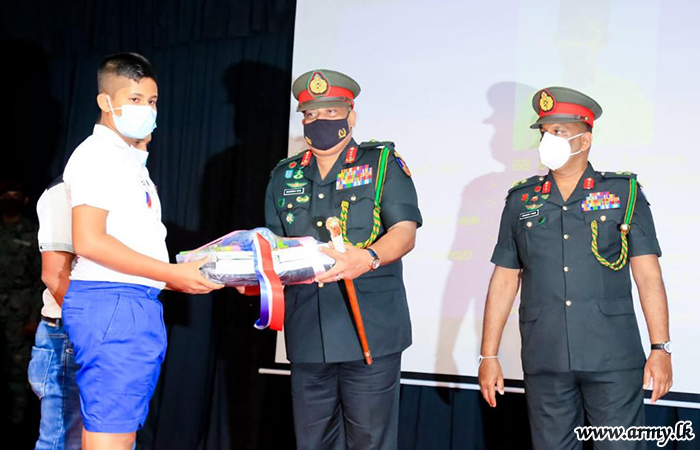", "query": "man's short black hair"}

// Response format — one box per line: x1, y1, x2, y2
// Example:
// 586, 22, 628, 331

97, 52, 157, 92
